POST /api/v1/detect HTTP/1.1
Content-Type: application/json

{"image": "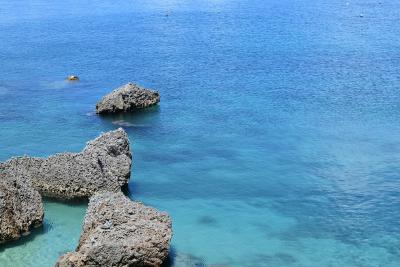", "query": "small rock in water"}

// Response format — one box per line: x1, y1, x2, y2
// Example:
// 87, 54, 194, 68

67, 75, 79, 81
96, 83, 160, 114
